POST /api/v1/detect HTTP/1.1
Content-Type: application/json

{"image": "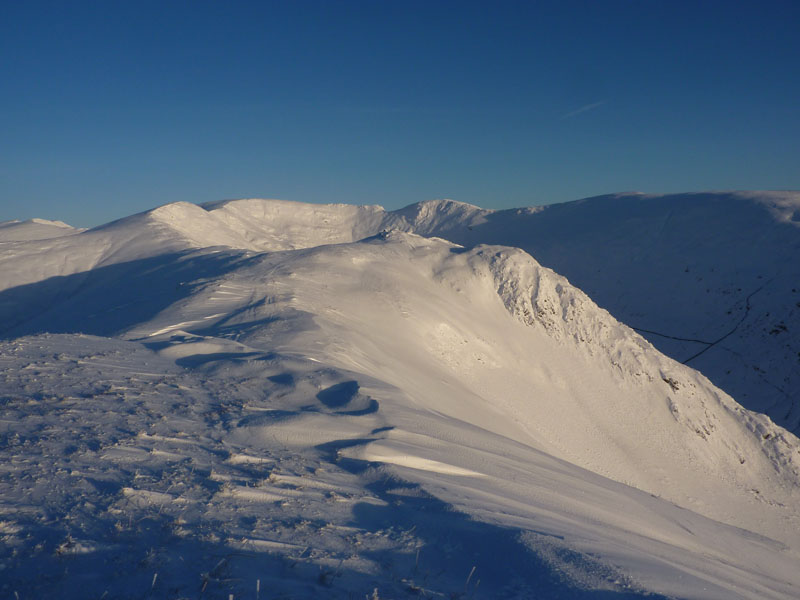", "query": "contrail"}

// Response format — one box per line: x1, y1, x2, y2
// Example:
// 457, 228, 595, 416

561, 100, 606, 120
